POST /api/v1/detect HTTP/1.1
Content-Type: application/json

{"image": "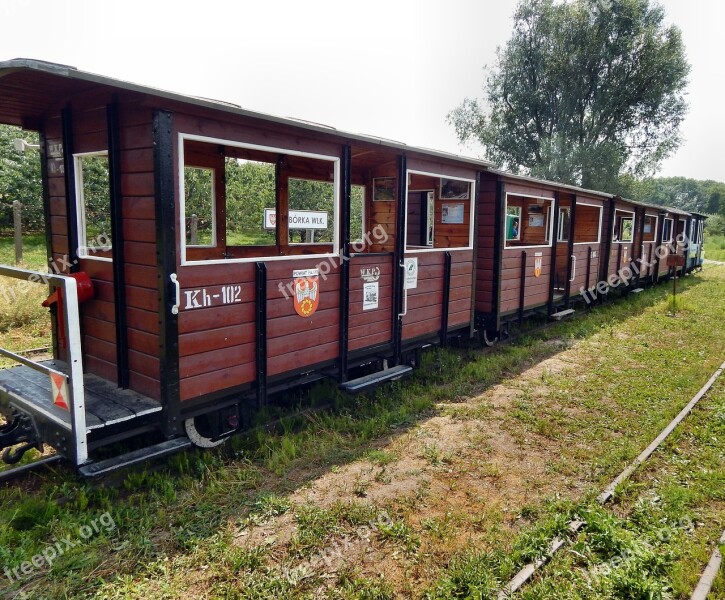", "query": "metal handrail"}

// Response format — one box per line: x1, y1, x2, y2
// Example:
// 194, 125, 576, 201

0, 347, 66, 377
0, 264, 87, 464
